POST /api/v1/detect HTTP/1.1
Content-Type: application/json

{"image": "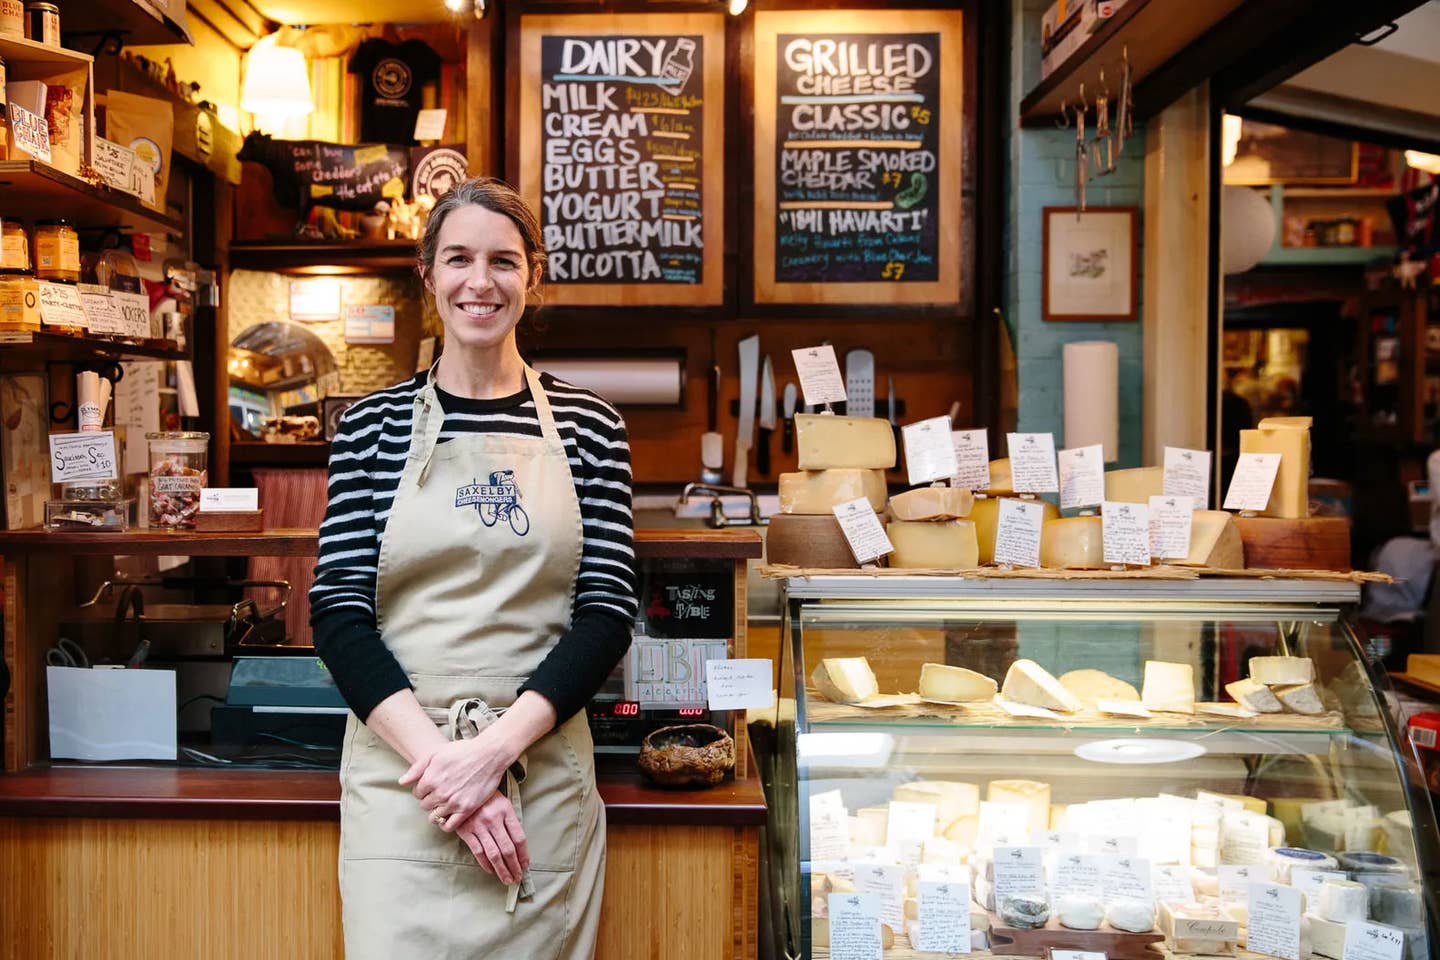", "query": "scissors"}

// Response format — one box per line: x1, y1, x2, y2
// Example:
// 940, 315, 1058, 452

46, 638, 90, 668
